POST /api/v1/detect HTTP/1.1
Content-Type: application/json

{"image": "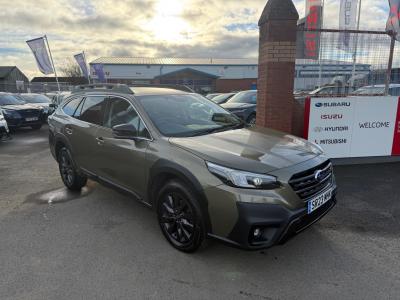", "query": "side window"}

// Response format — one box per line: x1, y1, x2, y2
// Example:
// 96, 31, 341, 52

62, 97, 83, 116
249, 93, 257, 104
79, 96, 107, 126
105, 97, 150, 138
